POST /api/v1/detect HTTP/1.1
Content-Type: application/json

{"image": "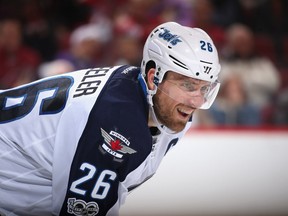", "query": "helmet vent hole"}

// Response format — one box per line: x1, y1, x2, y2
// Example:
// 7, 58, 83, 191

168, 46, 172, 49
196, 72, 200, 76
210, 75, 213, 79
